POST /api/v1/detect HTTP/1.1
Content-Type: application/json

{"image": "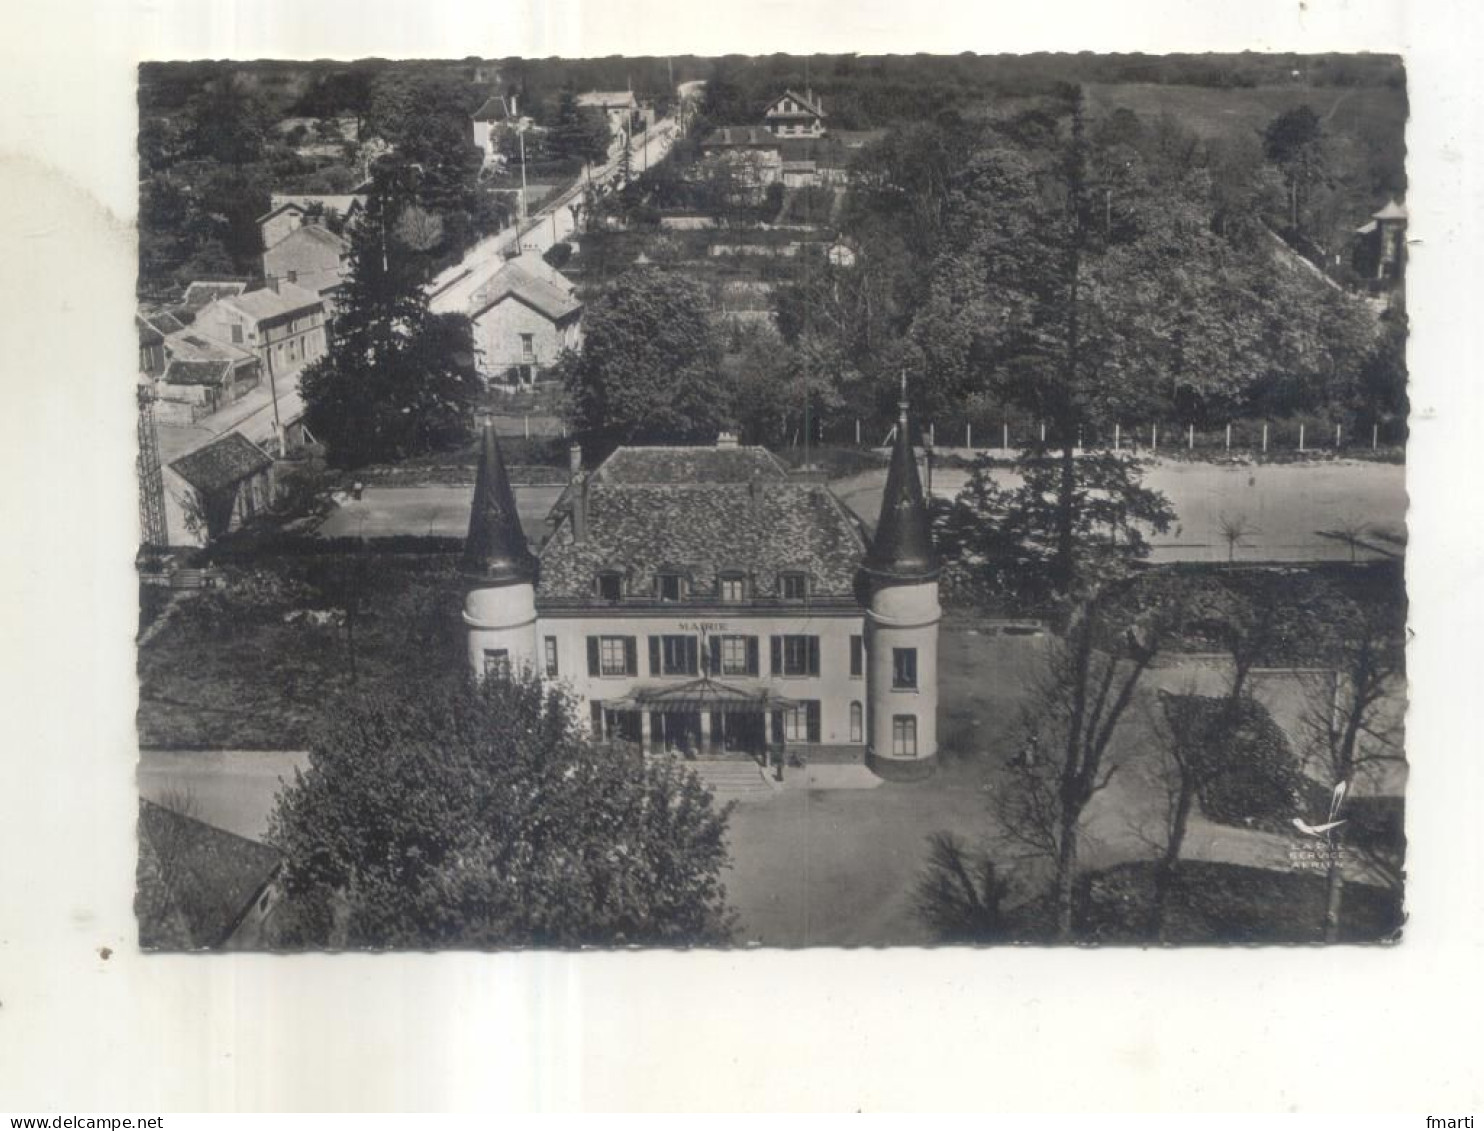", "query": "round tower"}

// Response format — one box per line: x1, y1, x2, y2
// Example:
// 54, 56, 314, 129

857, 383, 941, 780
462, 415, 539, 679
